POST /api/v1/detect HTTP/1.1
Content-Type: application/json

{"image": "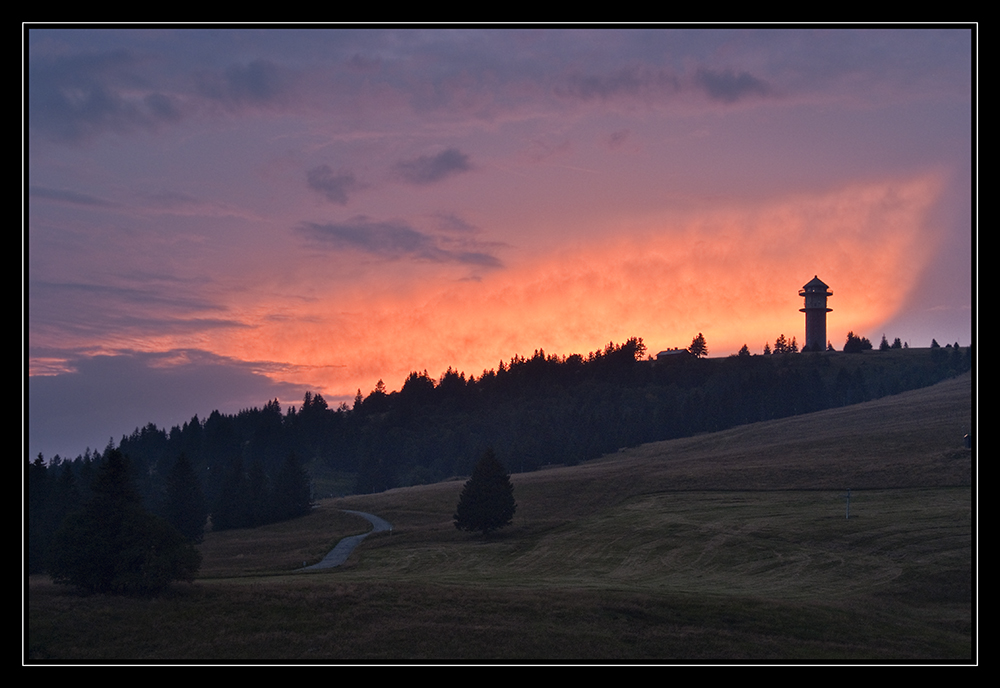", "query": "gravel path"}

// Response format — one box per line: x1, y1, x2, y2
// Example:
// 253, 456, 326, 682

301, 510, 392, 570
